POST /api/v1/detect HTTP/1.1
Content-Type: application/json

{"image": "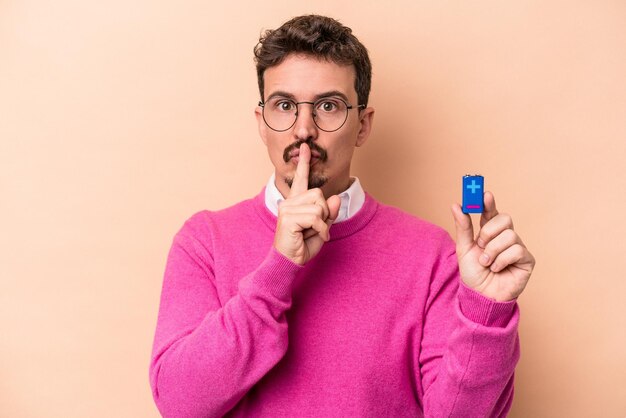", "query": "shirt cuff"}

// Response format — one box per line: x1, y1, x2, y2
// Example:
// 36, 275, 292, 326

457, 281, 518, 328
